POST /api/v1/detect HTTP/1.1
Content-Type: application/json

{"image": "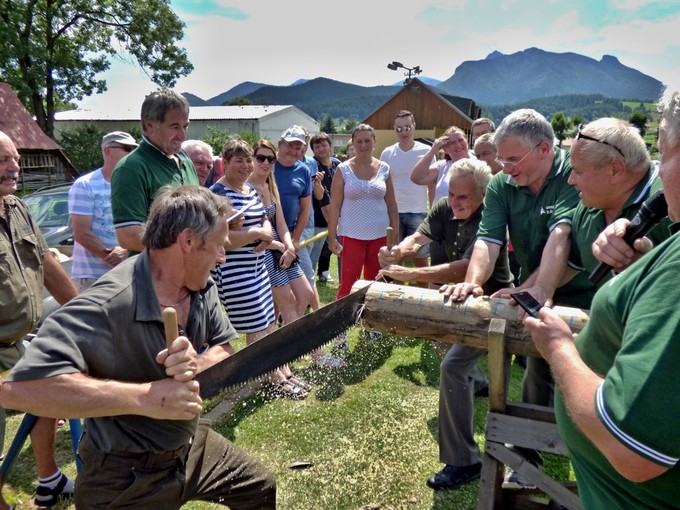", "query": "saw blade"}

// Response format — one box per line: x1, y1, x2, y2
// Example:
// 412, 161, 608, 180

196, 284, 370, 398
